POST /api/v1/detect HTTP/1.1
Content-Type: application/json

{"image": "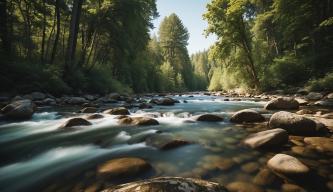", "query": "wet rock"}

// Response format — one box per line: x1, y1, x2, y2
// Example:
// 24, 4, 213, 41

306, 92, 323, 100
296, 109, 315, 115
294, 98, 308, 106
313, 100, 333, 107
199, 155, 235, 171
269, 111, 317, 136
291, 146, 317, 158
127, 130, 159, 144
80, 107, 98, 113
192, 114, 224, 122
321, 112, 333, 119
267, 154, 309, 180
281, 183, 306, 192
327, 93, 333, 99
105, 177, 228, 192
85, 113, 104, 120
138, 103, 153, 109
146, 134, 190, 150
108, 93, 121, 100
64, 97, 88, 105
227, 181, 264, 192
1, 99, 36, 119
253, 168, 278, 186
103, 107, 130, 115
304, 137, 333, 153
243, 128, 288, 149
83, 94, 96, 101
118, 116, 159, 126
152, 97, 179, 106
60, 117, 92, 128
230, 109, 265, 123
41, 98, 57, 105
264, 97, 299, 110
241, 162, 260, 173
97, 157, 152, 179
